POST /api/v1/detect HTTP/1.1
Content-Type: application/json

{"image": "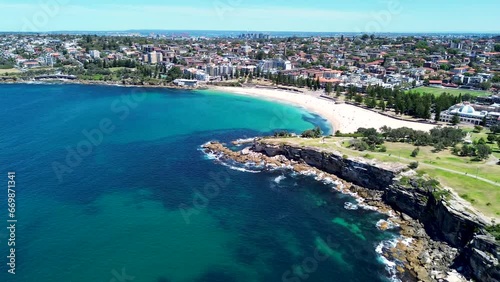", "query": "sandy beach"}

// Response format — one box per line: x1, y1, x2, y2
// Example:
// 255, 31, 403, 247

212, 86, 437, 133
